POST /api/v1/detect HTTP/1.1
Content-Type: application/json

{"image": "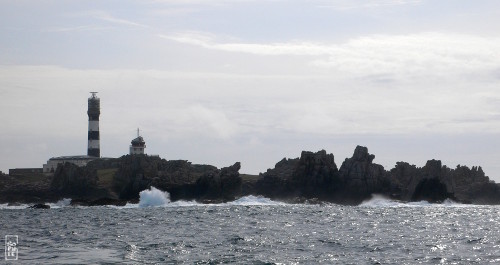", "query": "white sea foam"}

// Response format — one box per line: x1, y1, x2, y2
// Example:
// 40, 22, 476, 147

0, 203, 29, 209
228, 195, 285, 206
132, 186, 284, 208
359, 194, 466, 207
48, 198, 72, 208
359, 194, 403, 207
0, 198, 72, 209
138, 187, 171, 208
